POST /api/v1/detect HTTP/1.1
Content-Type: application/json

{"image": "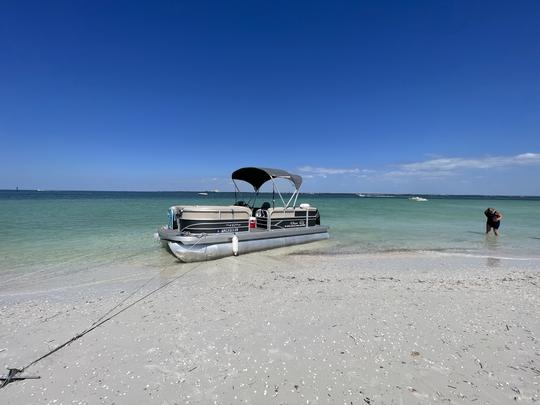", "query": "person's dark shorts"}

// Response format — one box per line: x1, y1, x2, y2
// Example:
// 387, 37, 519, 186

487, 220, 500, 229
